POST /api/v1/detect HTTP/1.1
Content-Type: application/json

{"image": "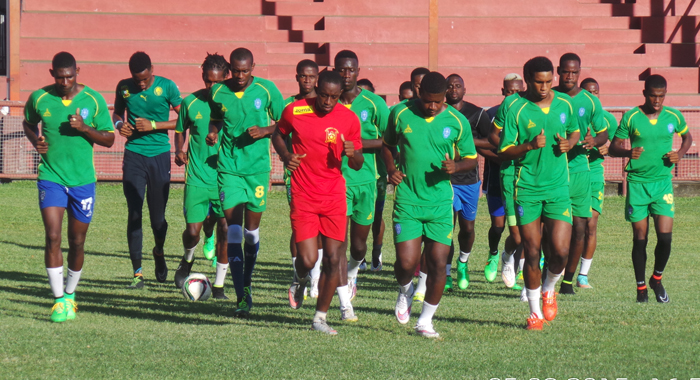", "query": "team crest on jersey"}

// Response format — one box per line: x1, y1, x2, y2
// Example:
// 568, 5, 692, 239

578, 107, 585, 117
195, 111, 203, 120
254, 98, 262, 109
80, 108, 89, 119
325, 127, 339, 144
395, 223, 402, 235
442, 127, 451, 139
667, 123, 674, 133
121, 86, 131, 98
293, 106, 313, 115
517, 205, 524, 217
360, 110, 368, 122
154, 87, 163, 96
560, 113, 567, 124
